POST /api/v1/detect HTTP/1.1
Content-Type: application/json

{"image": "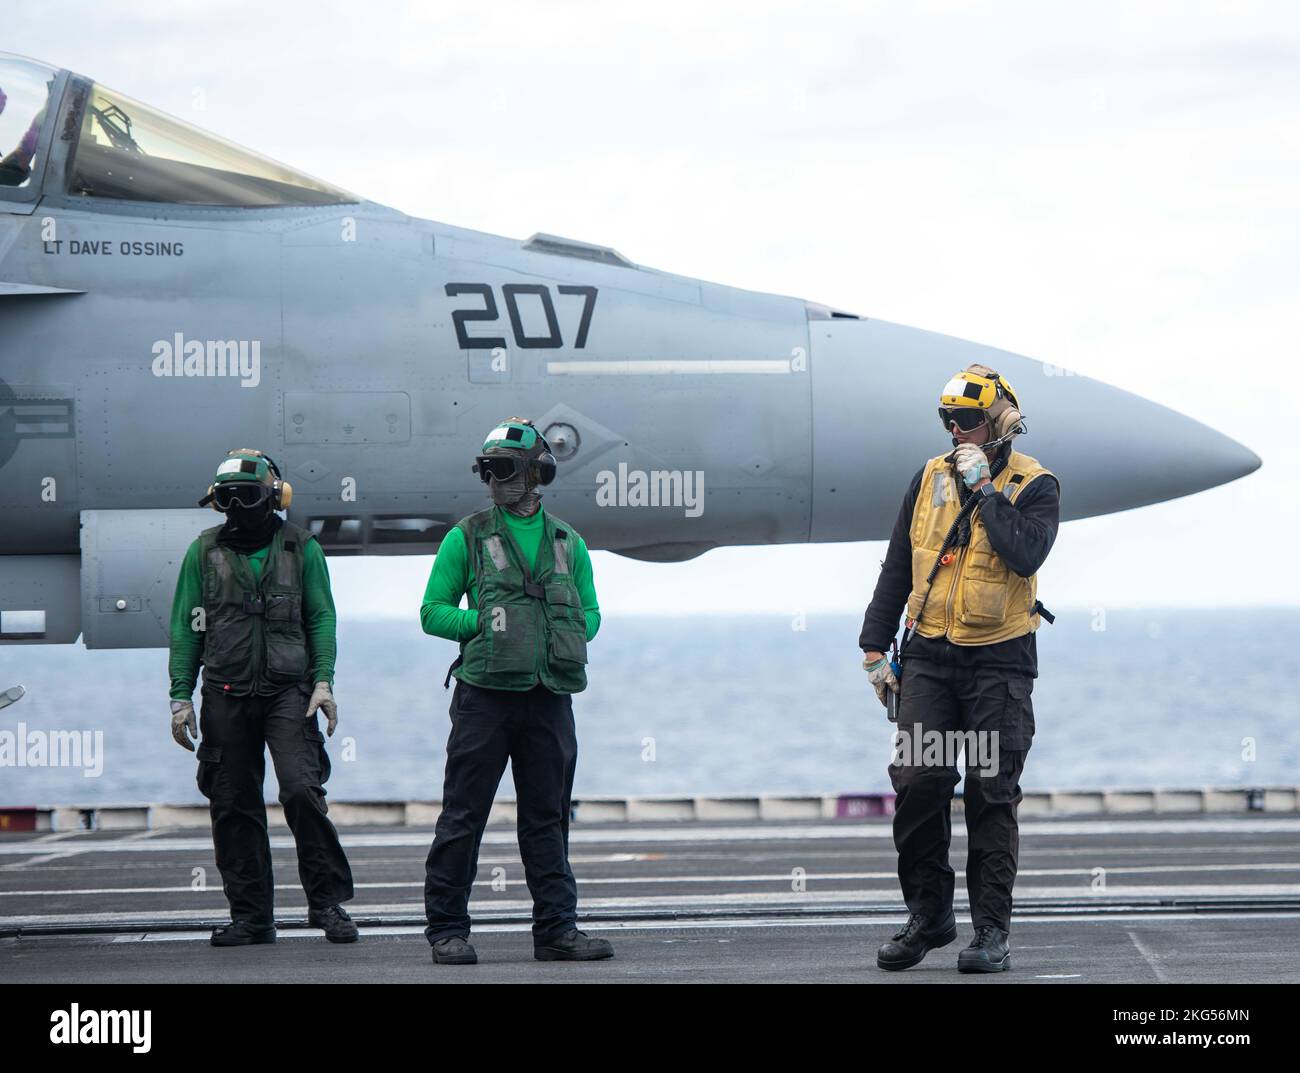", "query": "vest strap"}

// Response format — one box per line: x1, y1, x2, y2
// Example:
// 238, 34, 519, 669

901, 489, 986, 655
443, 655, 463, 689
